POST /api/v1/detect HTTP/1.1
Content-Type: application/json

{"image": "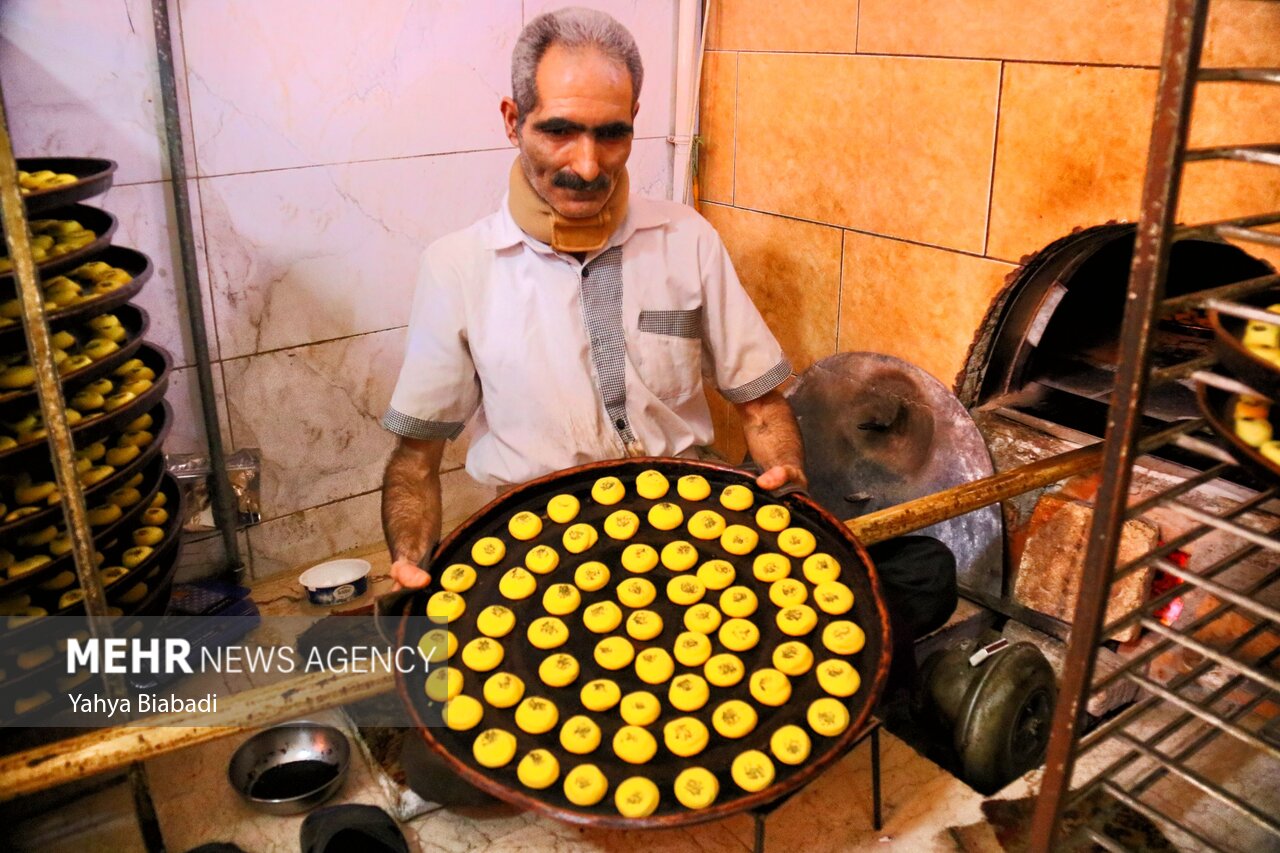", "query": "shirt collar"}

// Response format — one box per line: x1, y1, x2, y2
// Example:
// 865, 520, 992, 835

486, 191, 670, 253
